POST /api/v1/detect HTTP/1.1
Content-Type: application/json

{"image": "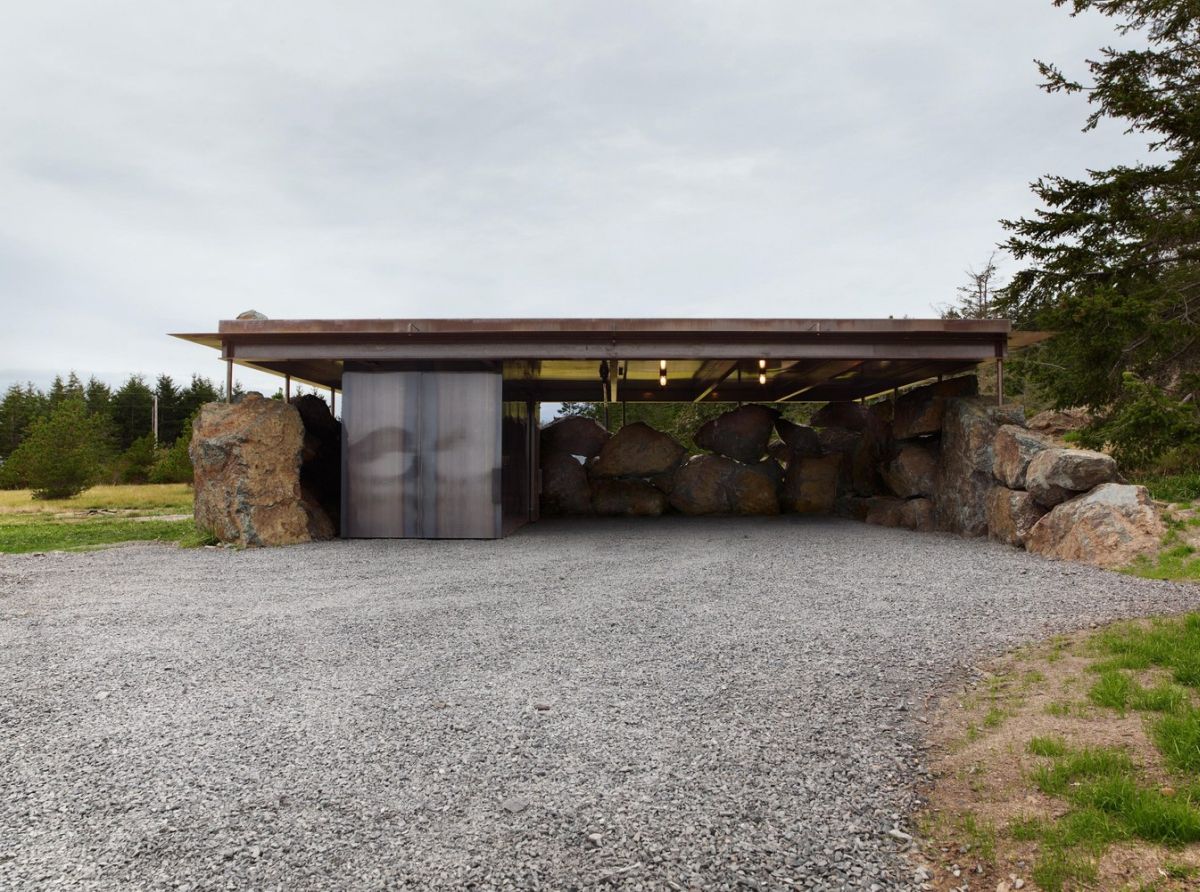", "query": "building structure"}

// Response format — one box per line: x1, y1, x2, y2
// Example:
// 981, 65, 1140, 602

174, 318, 1042, 539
